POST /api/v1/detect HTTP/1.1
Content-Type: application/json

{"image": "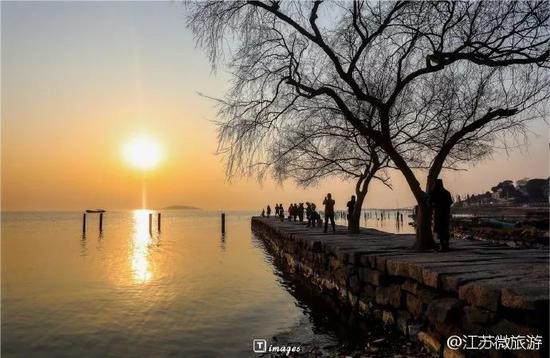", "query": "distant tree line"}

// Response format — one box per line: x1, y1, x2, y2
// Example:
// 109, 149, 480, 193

456, 178, 550, 206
